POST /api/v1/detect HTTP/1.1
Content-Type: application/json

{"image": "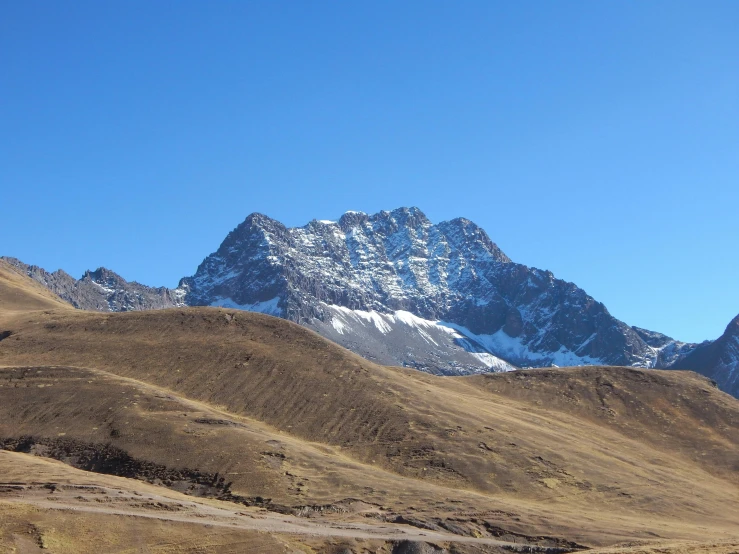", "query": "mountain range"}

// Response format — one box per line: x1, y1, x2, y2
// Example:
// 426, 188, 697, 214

4, 206, 737, 397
